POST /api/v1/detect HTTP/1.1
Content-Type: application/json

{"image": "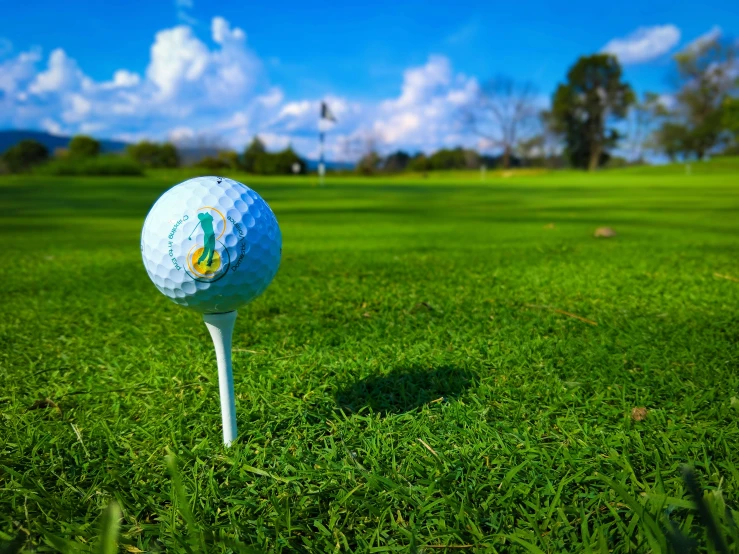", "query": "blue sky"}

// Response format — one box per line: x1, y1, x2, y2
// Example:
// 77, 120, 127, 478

0, 0, 735, 159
